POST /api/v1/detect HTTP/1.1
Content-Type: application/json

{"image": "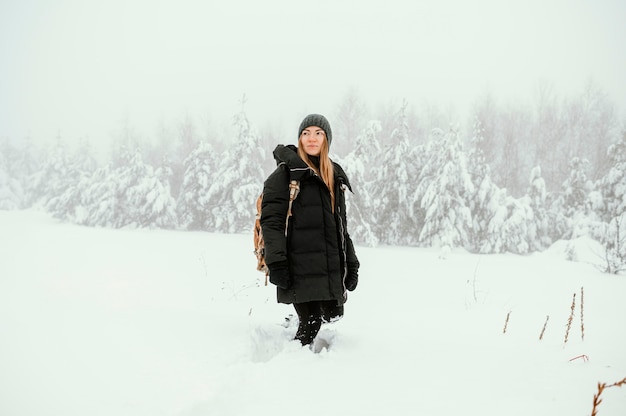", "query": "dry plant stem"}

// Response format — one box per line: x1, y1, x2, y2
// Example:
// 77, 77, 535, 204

503, 311, 511, 334
580, 286, 585, 341
591, 382, 605, 416
471, 257, 481, 302
564, 293, 576, 344
539, 315, 549, 340
591, 377, 626, 416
